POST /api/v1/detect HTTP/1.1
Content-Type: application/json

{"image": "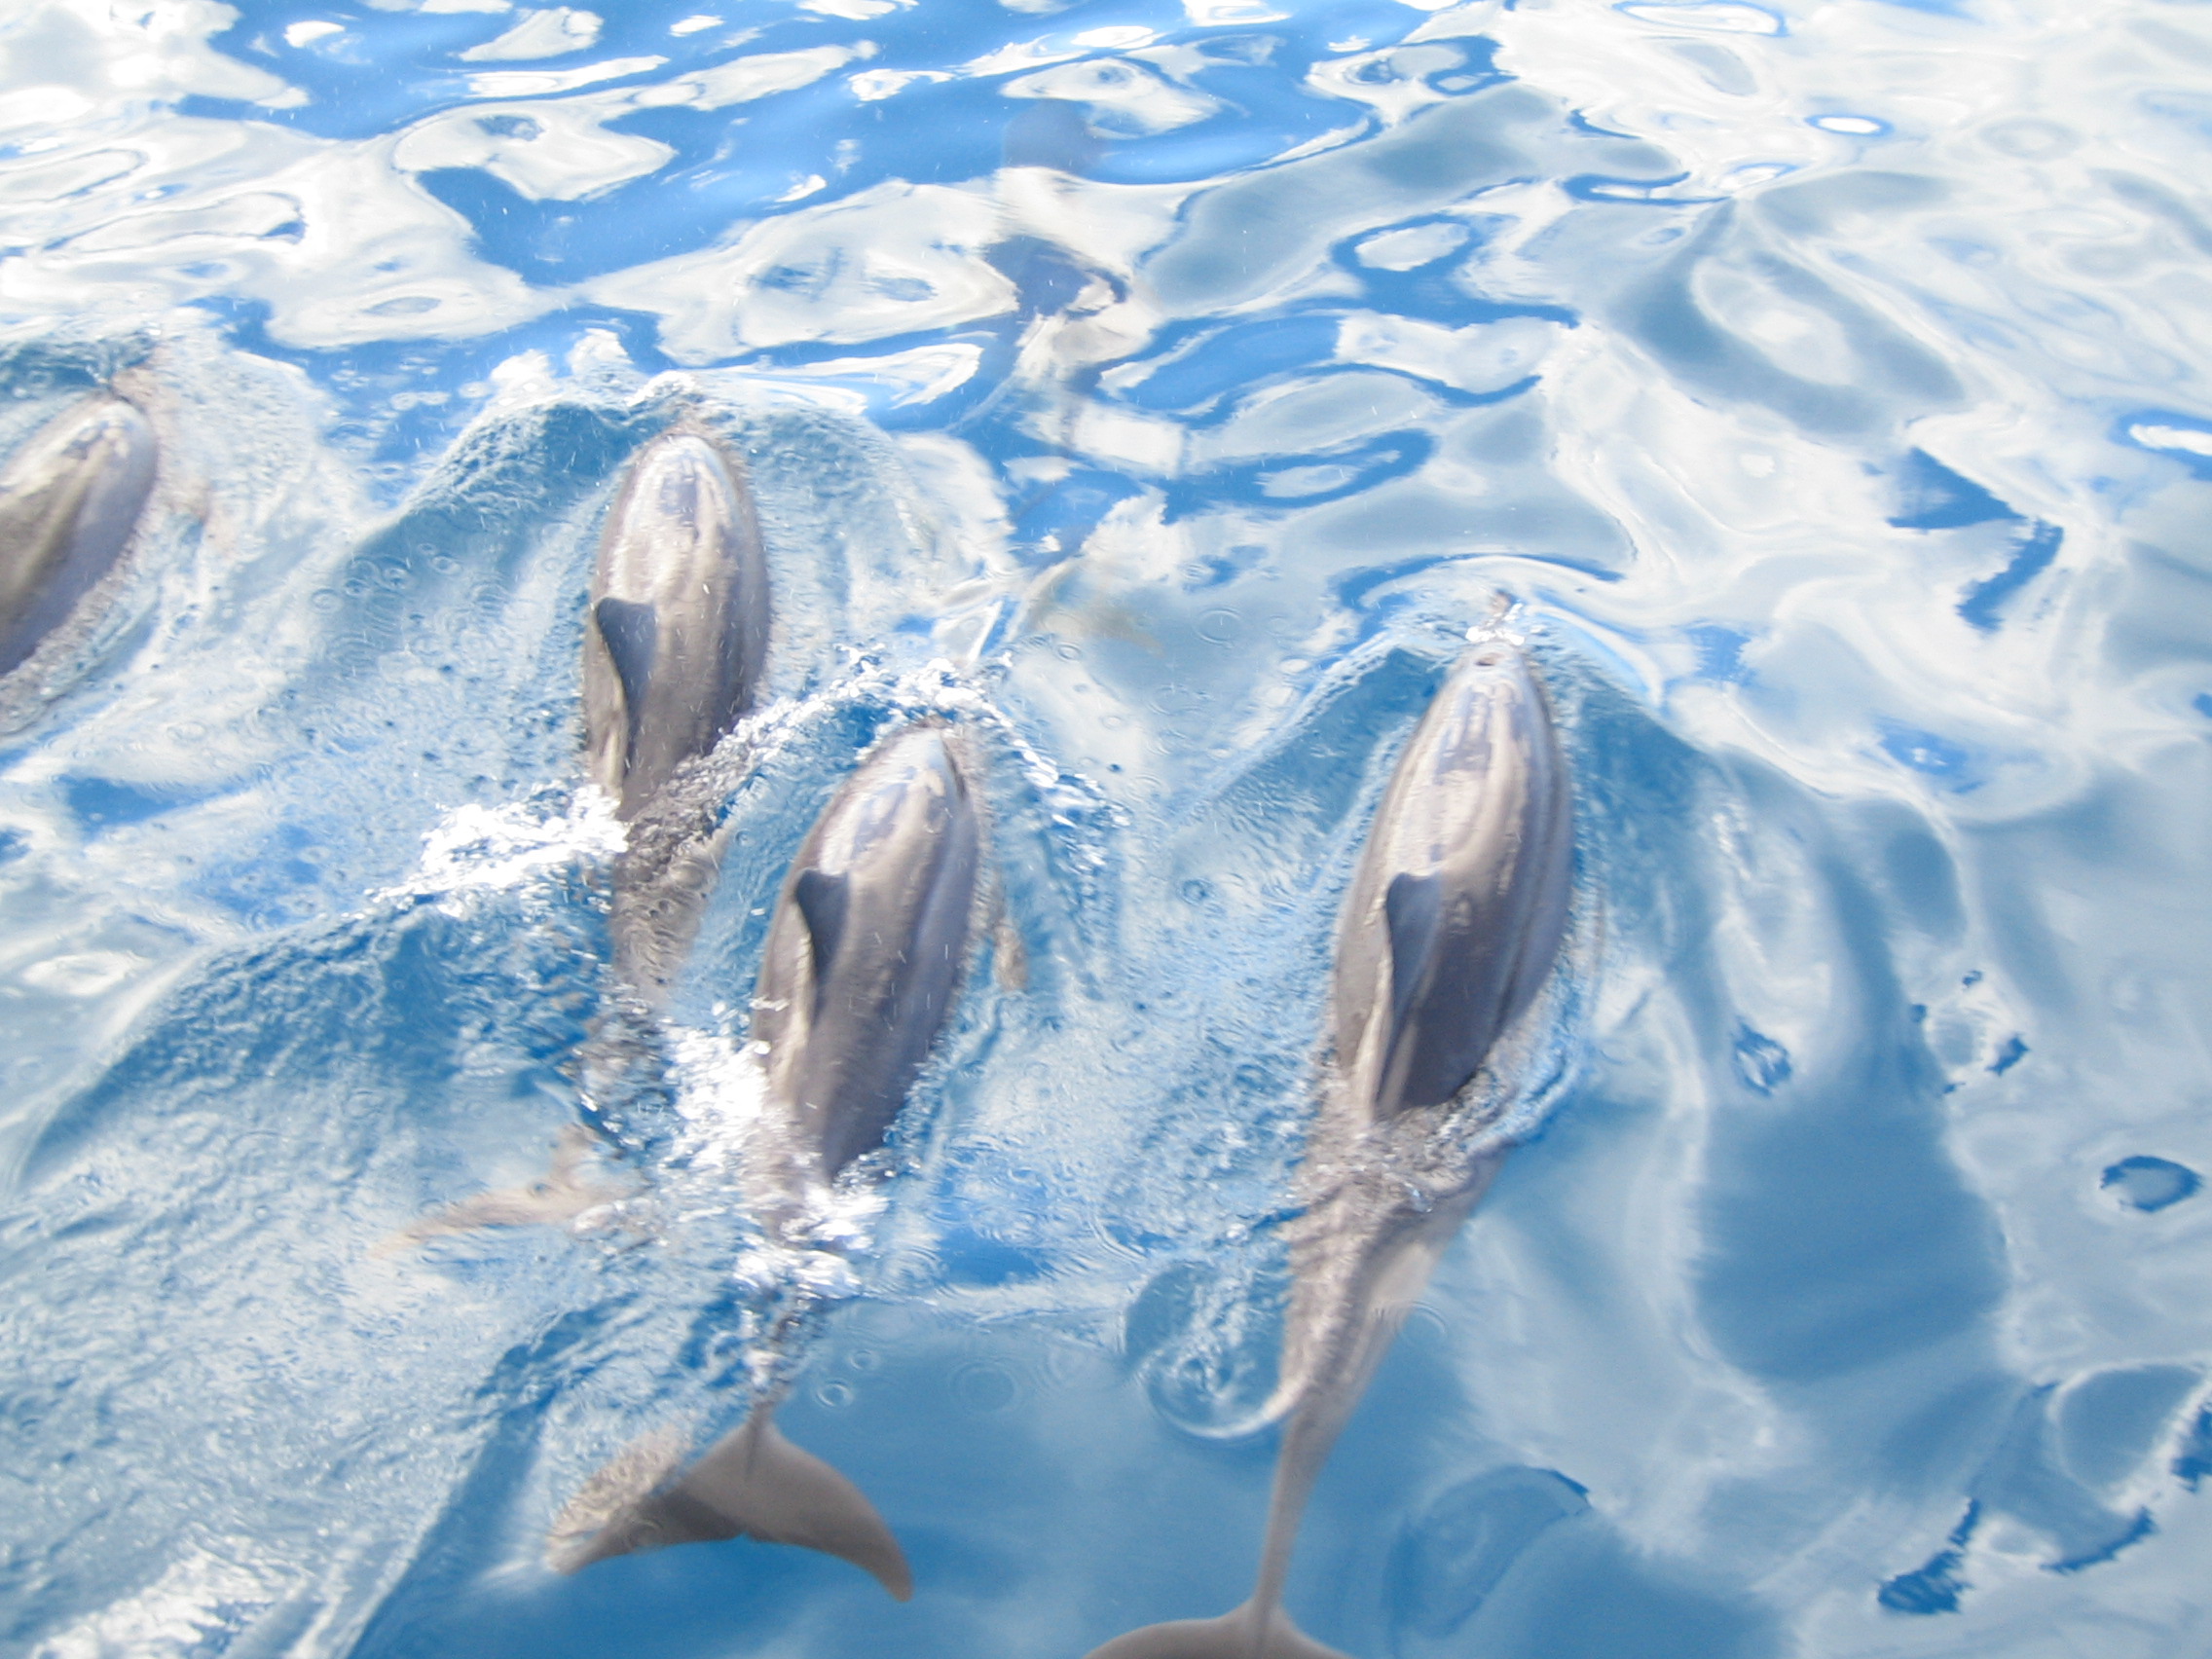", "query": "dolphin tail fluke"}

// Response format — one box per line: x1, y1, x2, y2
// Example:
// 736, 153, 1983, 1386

671, 1413, 913, 1600
1083, 1602, 1353, 1659
556, 1411, 912, 1601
